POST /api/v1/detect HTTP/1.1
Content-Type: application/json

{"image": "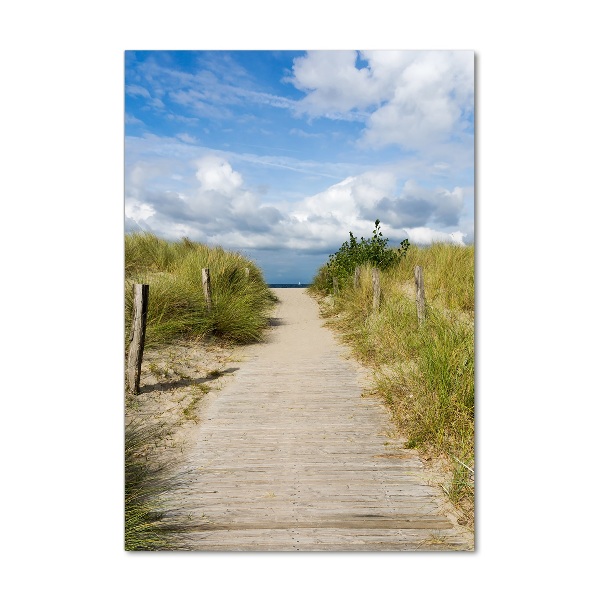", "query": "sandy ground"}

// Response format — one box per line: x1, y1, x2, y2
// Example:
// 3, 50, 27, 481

125, 338, 244, 461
